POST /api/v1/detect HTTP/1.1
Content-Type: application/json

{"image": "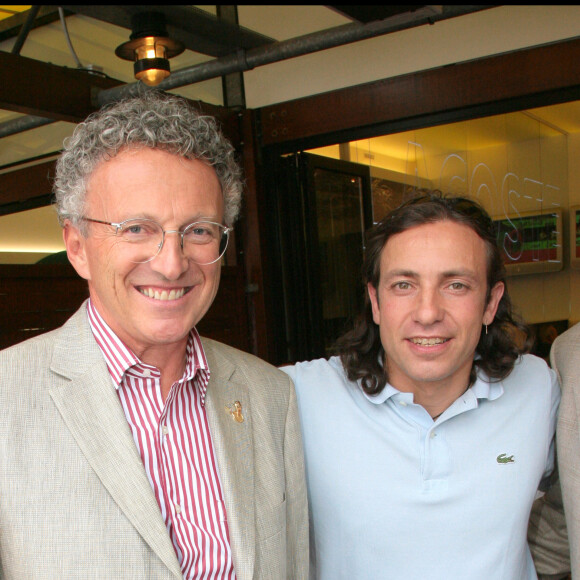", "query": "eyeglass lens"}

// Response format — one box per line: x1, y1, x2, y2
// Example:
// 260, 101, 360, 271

117, 219, 229, 264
